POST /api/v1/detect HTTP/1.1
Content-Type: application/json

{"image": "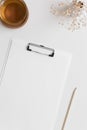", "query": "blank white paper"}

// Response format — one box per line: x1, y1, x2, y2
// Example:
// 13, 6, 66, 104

0, 39, 72, 130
